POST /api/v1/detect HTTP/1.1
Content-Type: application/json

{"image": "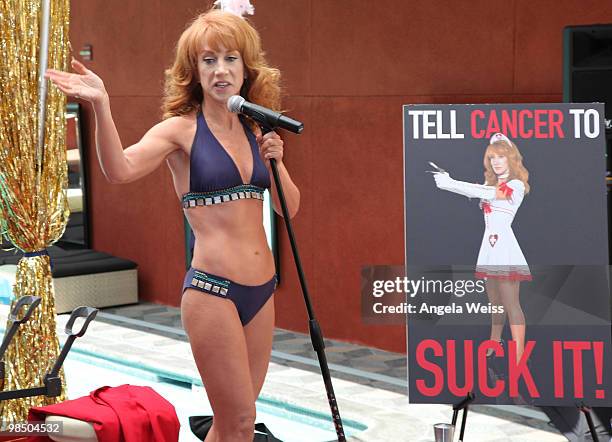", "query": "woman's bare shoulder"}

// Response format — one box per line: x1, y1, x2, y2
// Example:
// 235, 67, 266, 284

159, 113, 197, 129
155, 113, 198, 150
